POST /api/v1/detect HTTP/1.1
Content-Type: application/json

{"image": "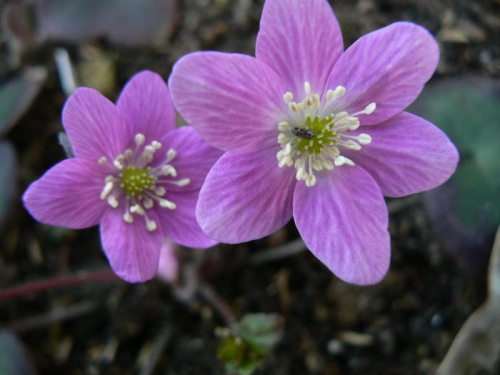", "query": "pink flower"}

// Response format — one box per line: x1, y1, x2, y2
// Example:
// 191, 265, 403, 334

23, 71, 221, 282
169, 0, 459, 284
